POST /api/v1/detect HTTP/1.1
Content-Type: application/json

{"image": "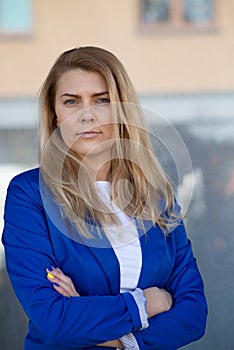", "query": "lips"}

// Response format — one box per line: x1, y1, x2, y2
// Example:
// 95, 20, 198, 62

77, 130, 102, 139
